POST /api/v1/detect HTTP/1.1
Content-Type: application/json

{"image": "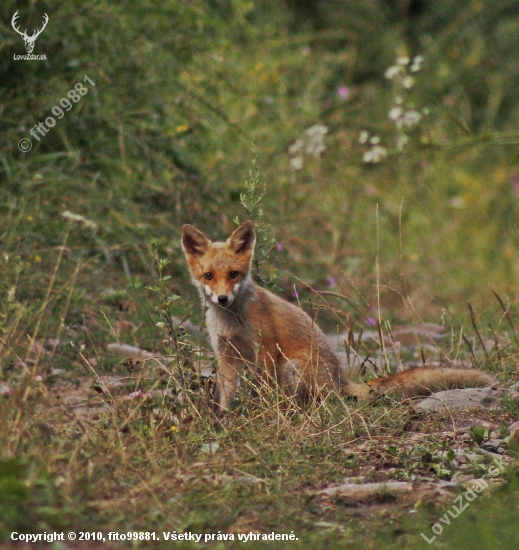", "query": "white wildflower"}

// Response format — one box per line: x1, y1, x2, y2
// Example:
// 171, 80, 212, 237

288, 124, 328, 168
288, 139, 304, 155
403, 76, 415, 89
385, 65, 401, 79
362, 151, 373, 163
62, 210, 97, 230
389, 107, 403, 121
397, 56, 410, 66
396, 134, 409, 151
290, 156, 303, 171
371, 145, 387, 161
403, 110, 421, 128
363, 146, 387, 164
359, 131, 369, 144
449, 197, 465, 209
305, 124, 328, 158
306, 142, 325, 157
305, 124, 328, 139
410, 55, 424, 73
369, 135, 381, 145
